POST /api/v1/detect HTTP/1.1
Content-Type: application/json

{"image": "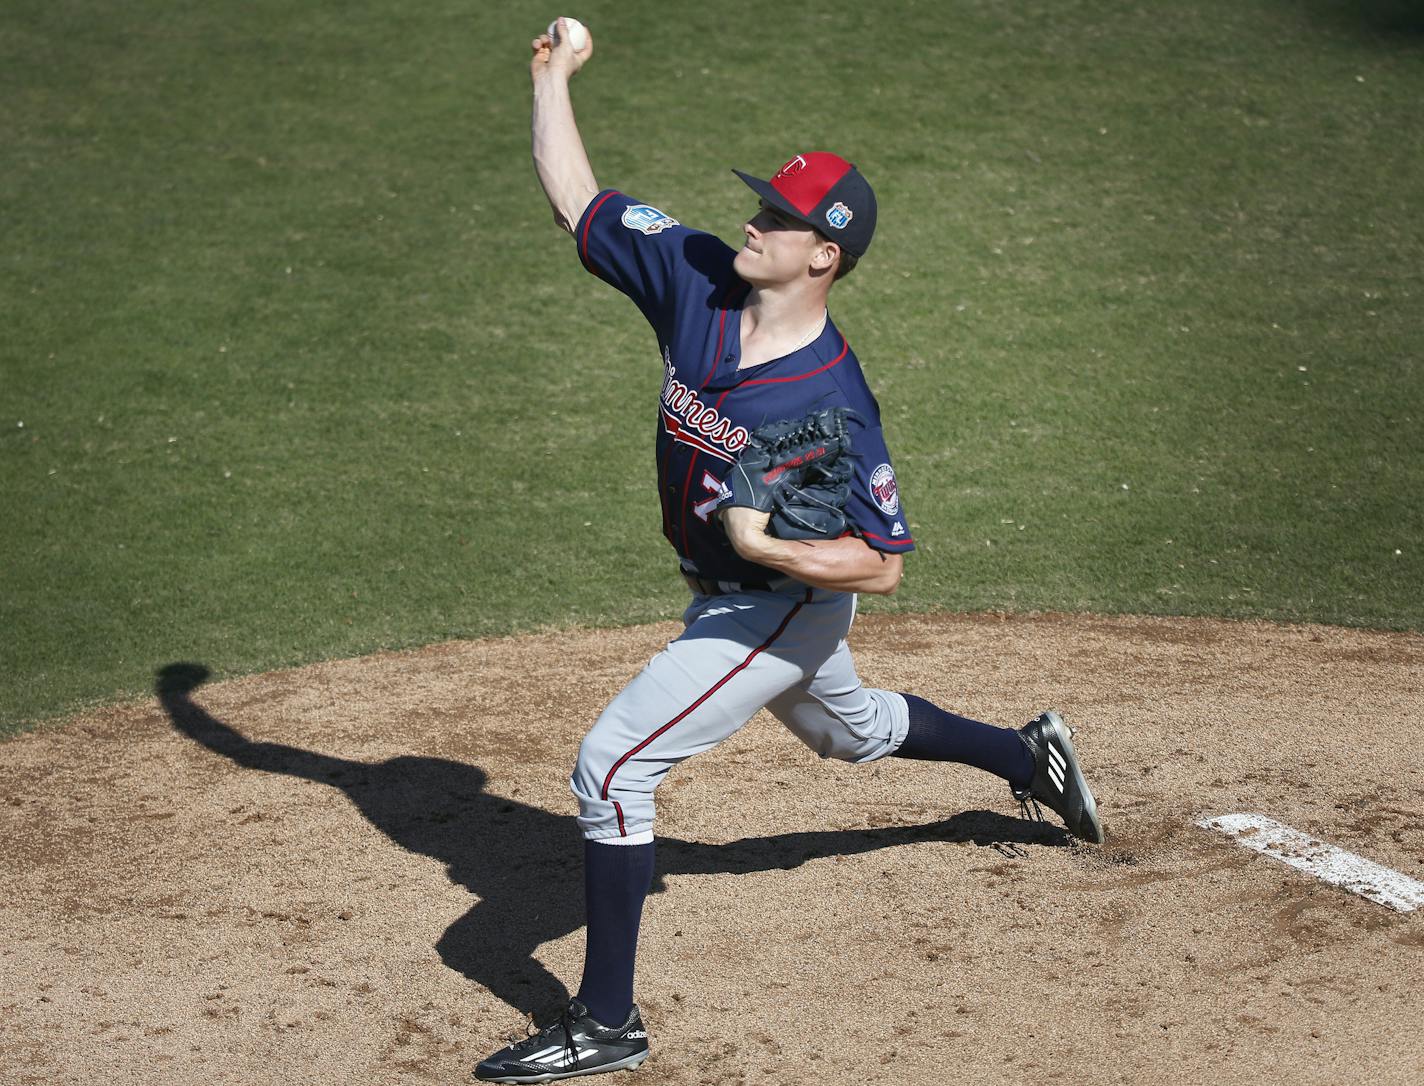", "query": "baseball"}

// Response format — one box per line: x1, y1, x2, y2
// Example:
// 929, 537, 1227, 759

547, 16, 588, 52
